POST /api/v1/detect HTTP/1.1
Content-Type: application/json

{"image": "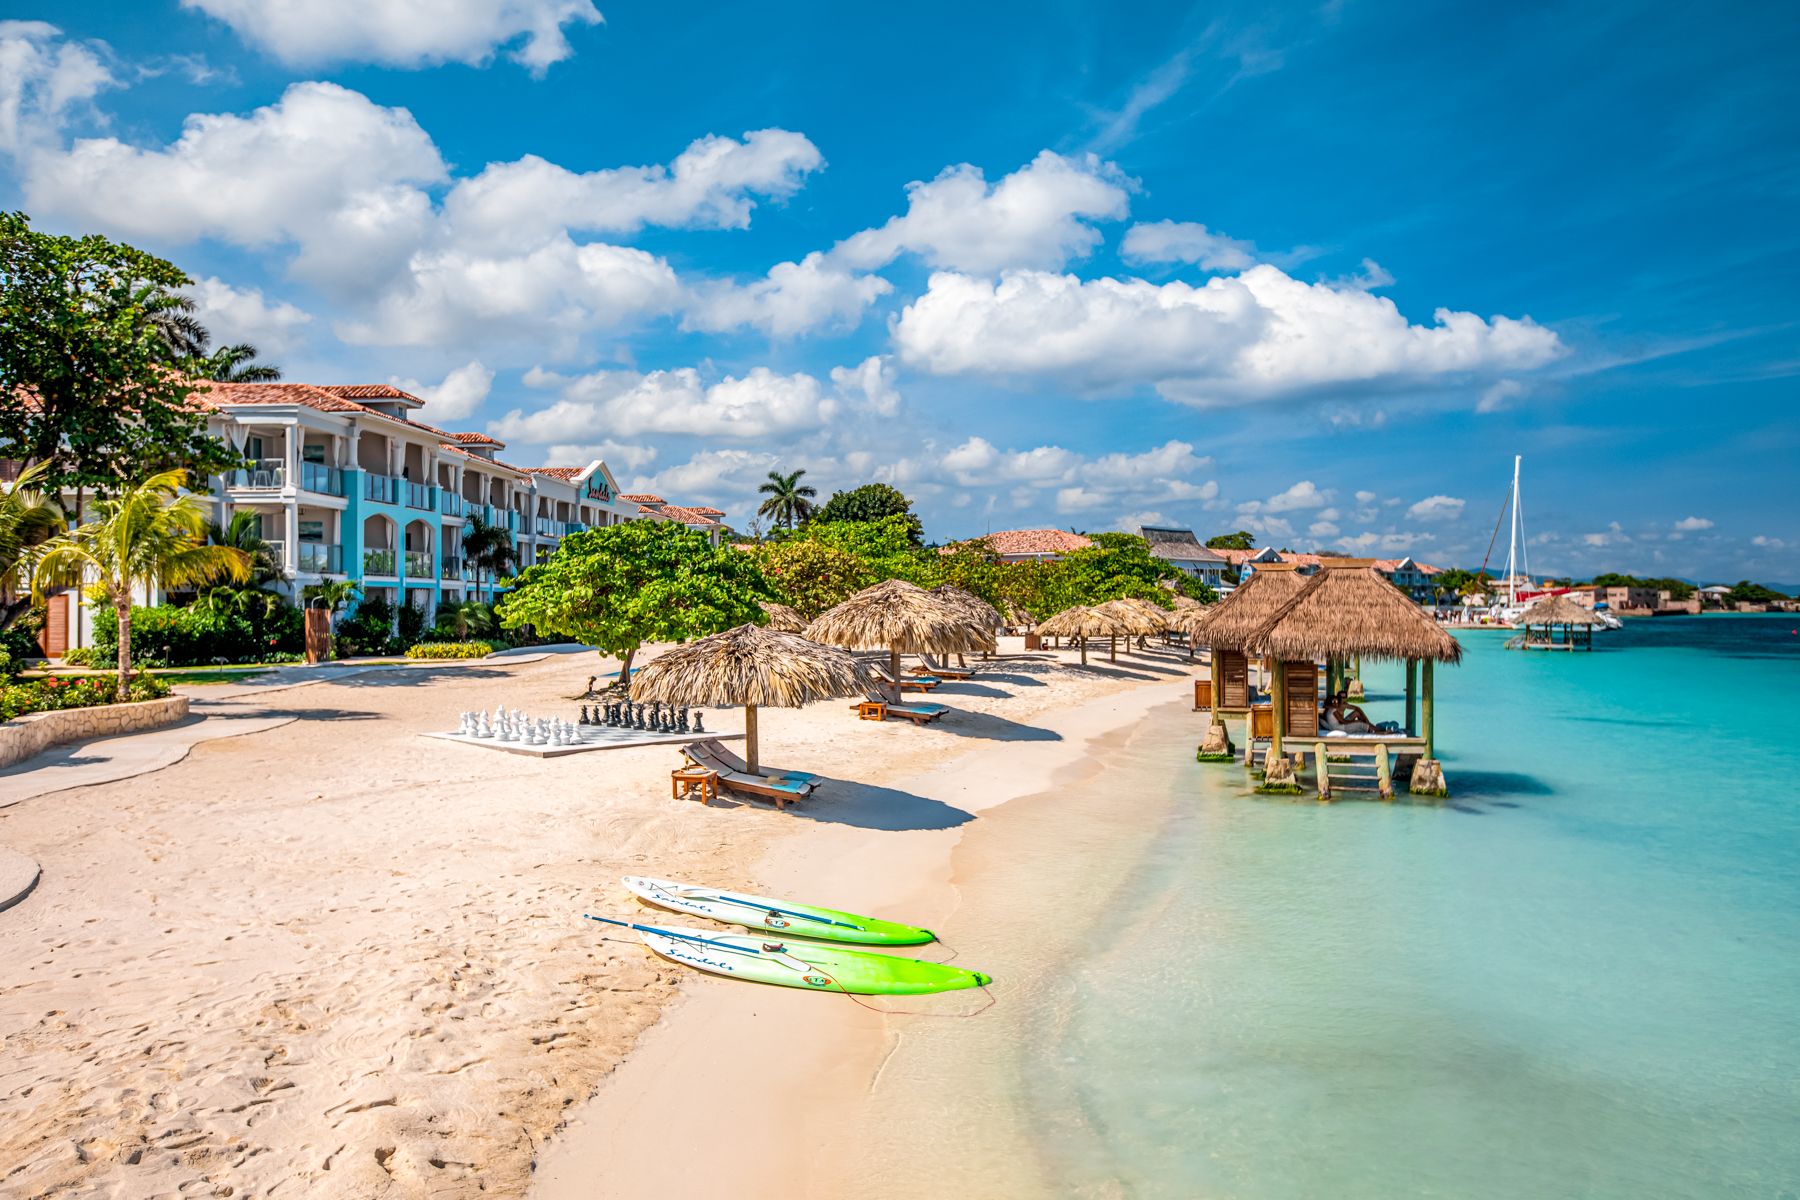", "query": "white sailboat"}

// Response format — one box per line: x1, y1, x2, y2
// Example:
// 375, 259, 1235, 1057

1481, 456, 1618, 630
